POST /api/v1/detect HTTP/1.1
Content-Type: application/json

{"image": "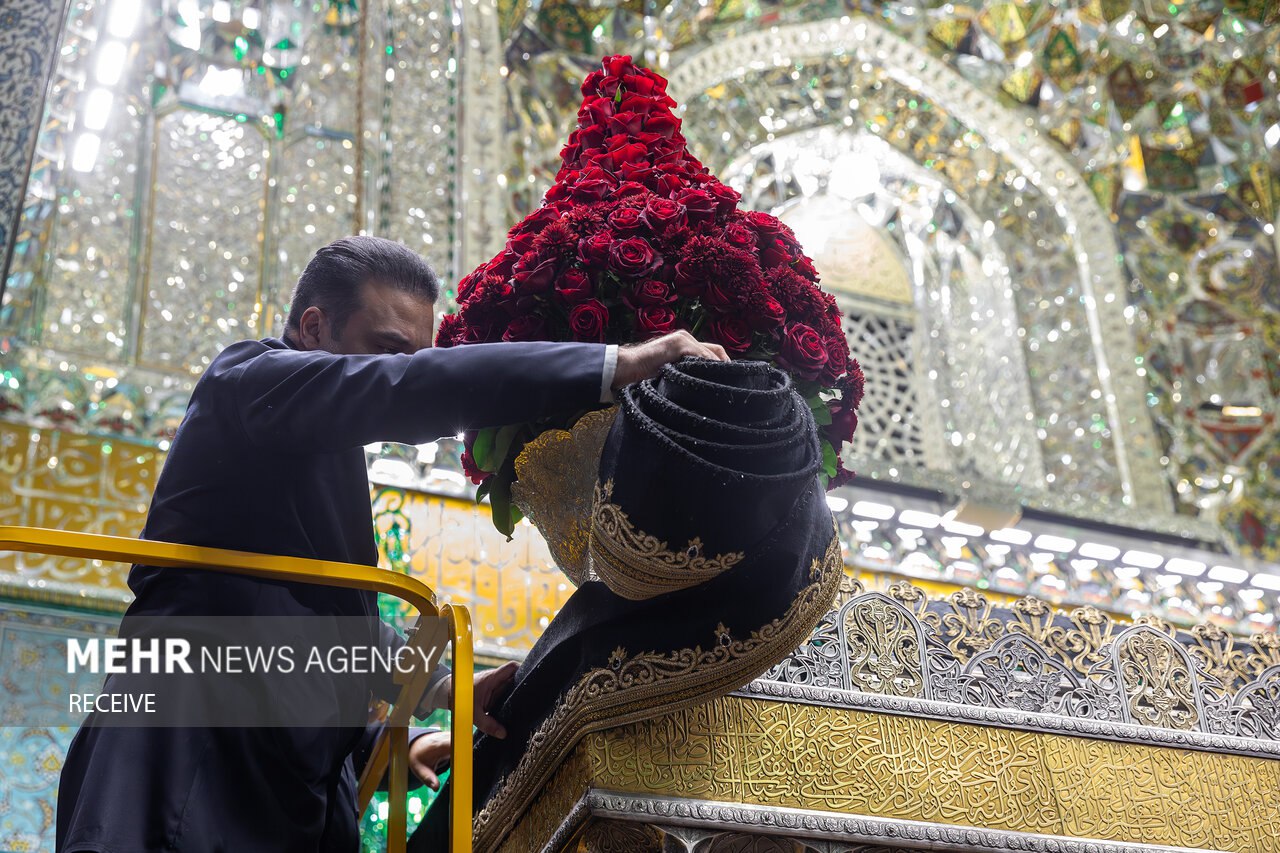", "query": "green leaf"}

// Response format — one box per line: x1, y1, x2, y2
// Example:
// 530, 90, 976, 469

474, 477, 493, 504
796, 380, 823, 398
489, 472, 517, 540
821, 440, 838, 479
472, 427, 498, 473
805, 392, 833, 425
490, 424, 523, 473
